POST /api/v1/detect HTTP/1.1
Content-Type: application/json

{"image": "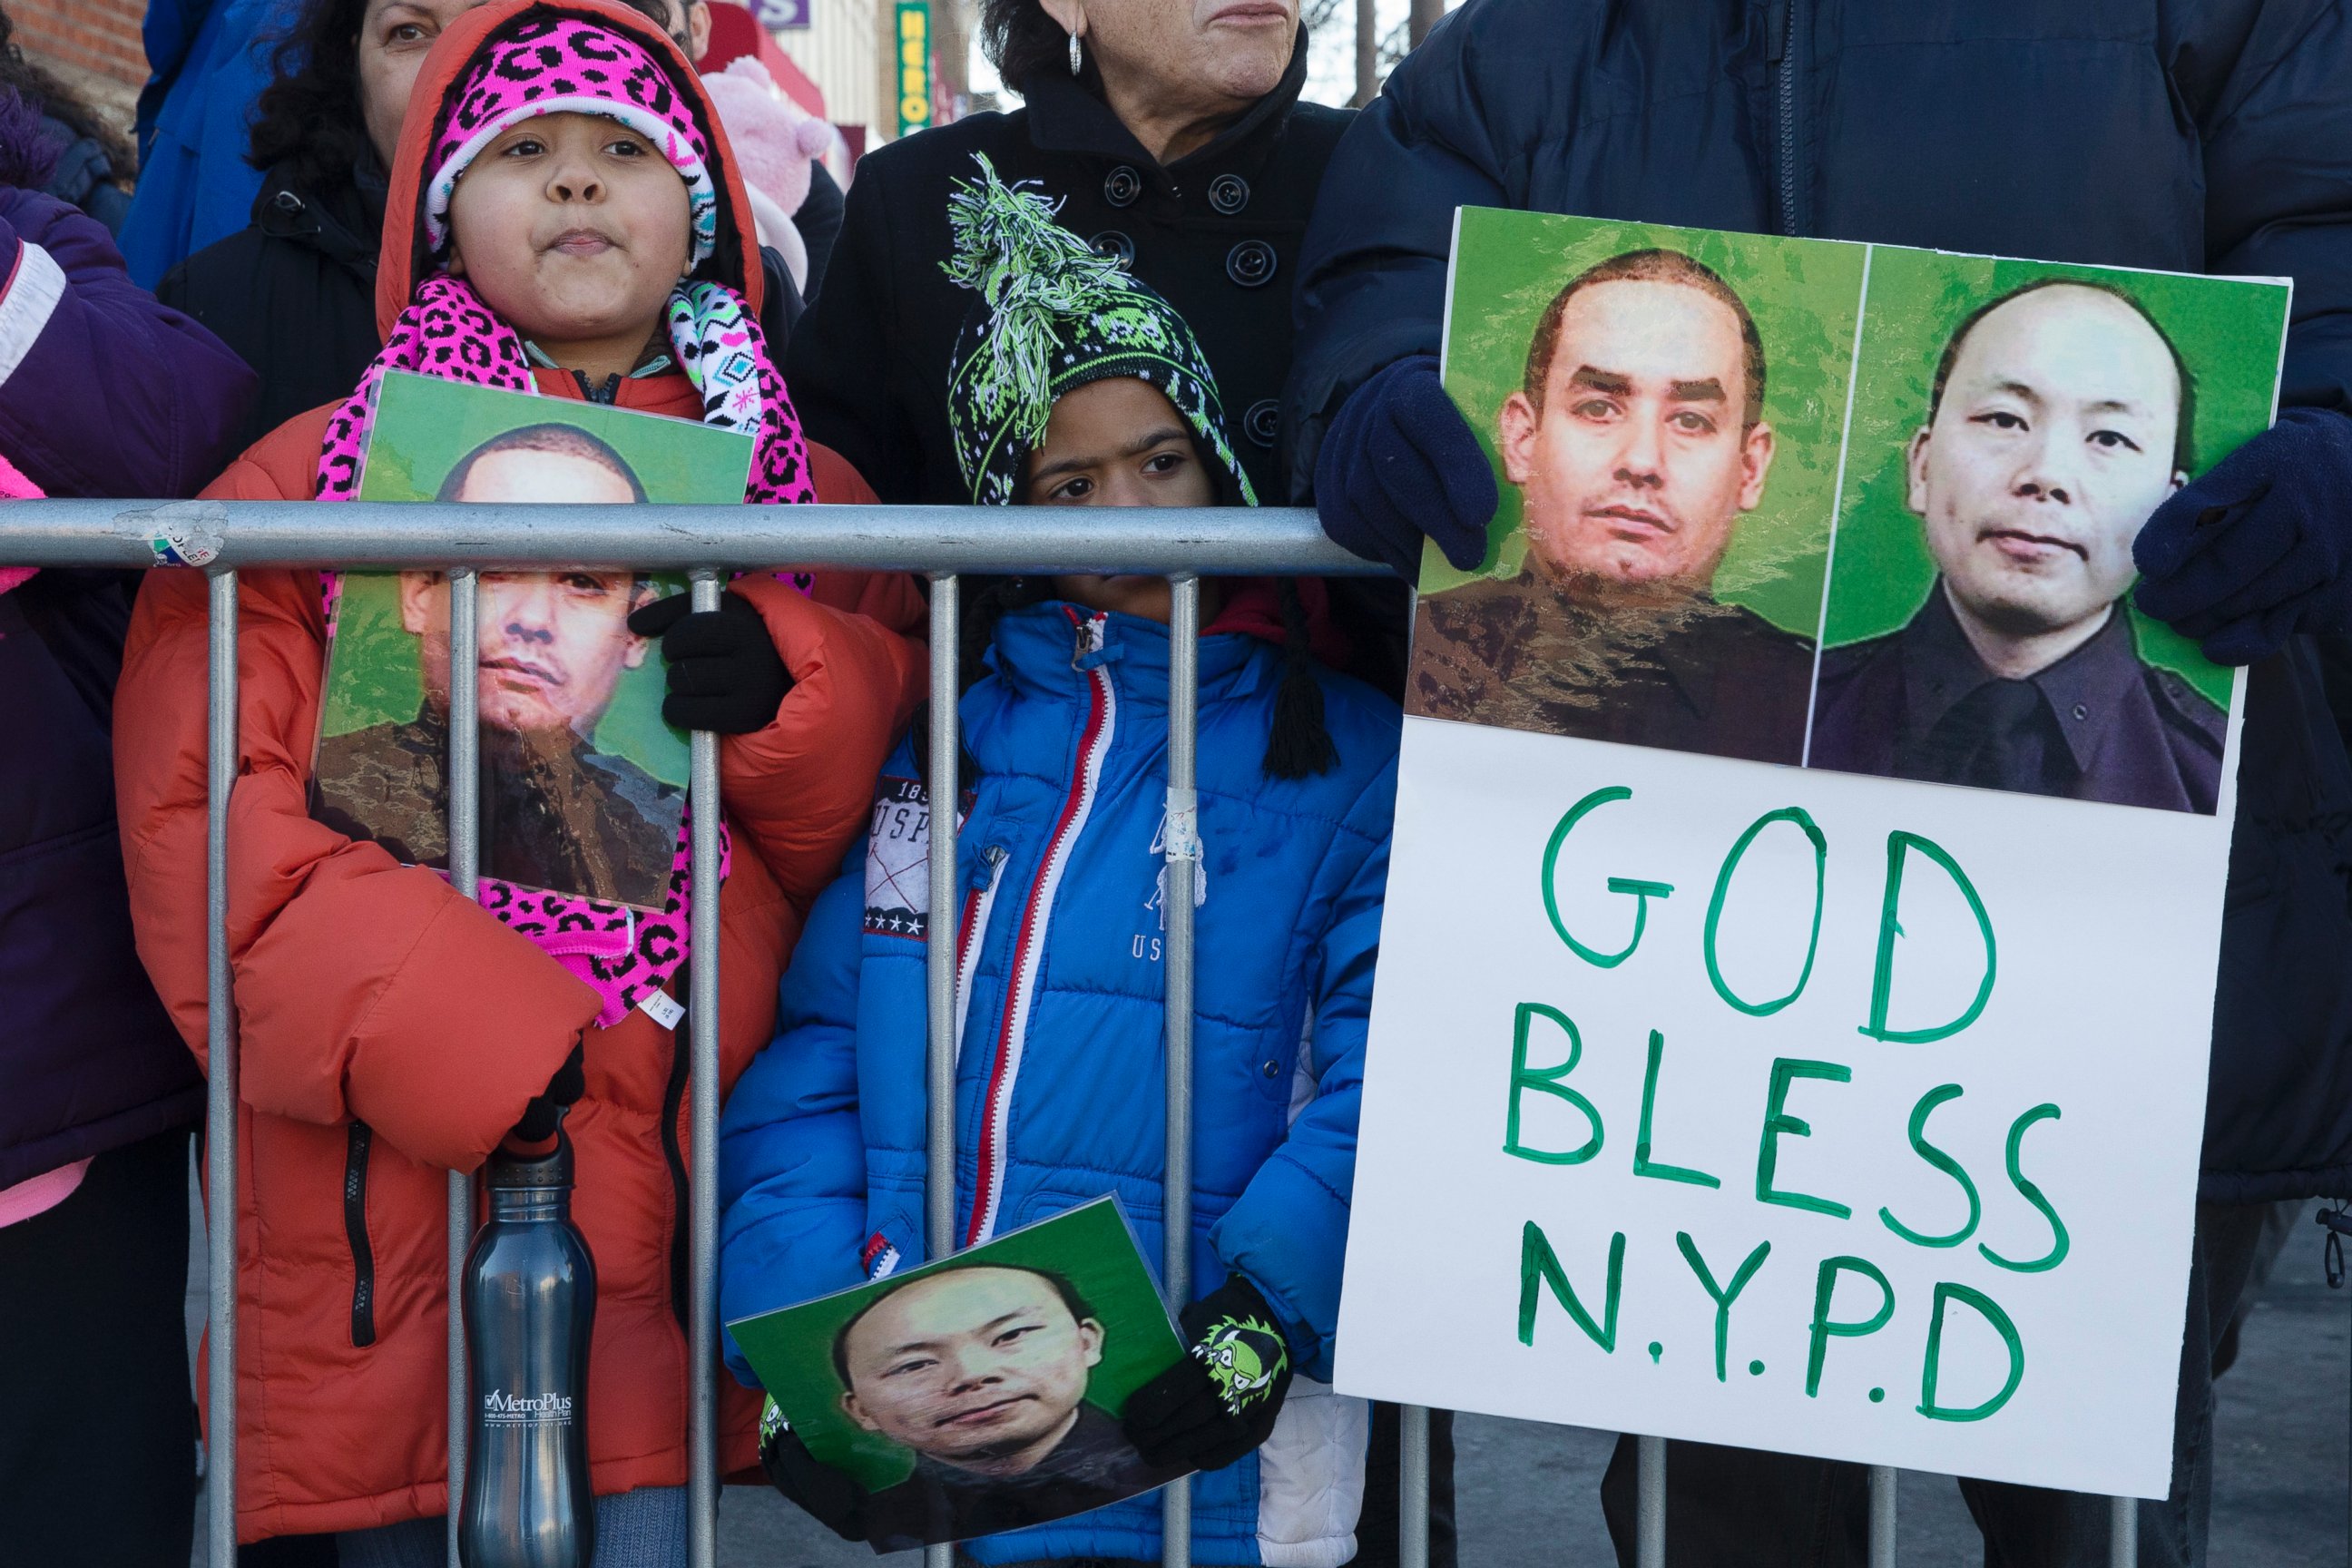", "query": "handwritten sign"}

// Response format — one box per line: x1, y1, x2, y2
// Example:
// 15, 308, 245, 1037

1335, 211, 2287, 1497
